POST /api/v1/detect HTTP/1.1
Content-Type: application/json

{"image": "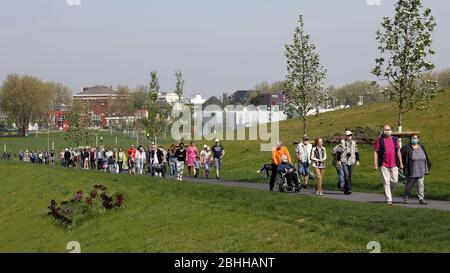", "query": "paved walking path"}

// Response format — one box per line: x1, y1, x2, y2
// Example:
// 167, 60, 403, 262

180, 176, 450, 212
